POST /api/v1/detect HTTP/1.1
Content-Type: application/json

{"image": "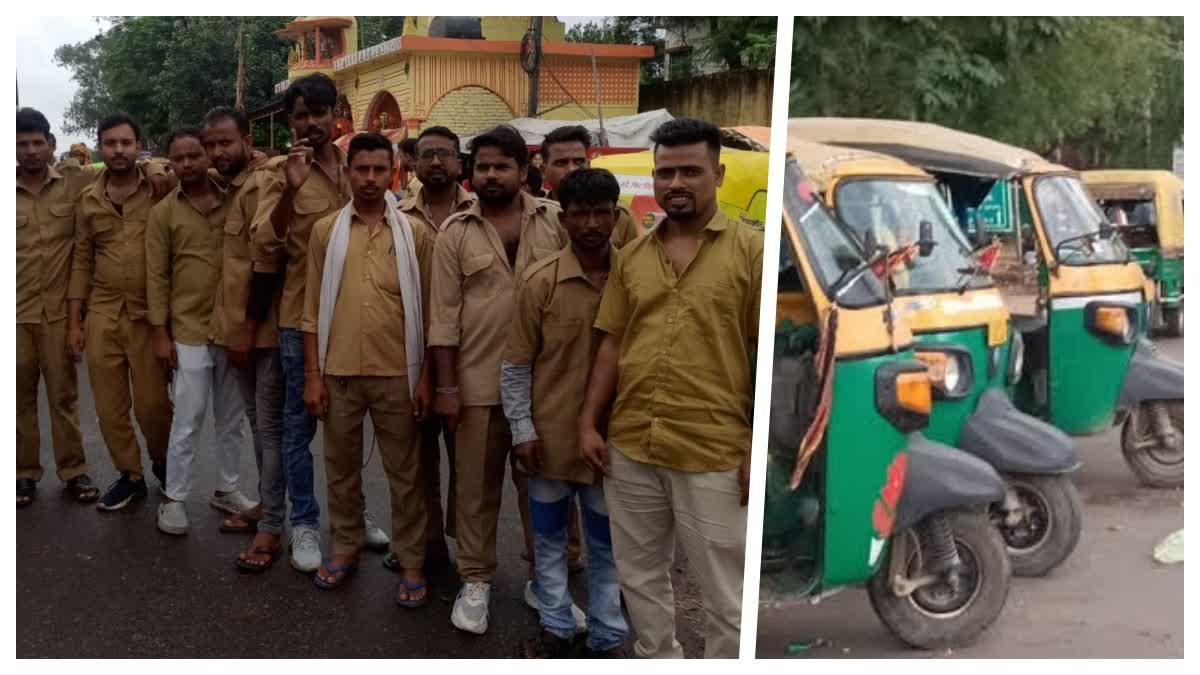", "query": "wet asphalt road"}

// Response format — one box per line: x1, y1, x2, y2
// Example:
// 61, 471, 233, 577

756, 336, 1185, 659
16, 364, 707, 658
